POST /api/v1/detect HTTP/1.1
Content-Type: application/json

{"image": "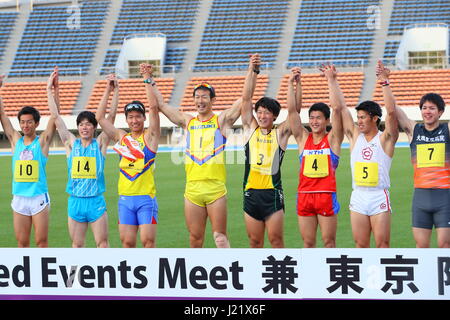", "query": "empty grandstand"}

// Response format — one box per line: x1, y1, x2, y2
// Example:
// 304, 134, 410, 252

9, 0, 110, 77
0, 11, 17, 64
193, 0, 289, 72
287, 0, 381, 68
383, 0, 450, 65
